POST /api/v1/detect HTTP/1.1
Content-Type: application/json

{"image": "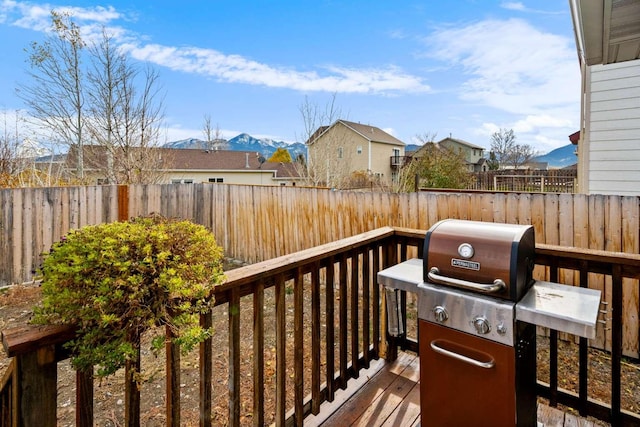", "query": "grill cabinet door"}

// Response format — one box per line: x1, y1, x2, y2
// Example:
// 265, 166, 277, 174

420, 320, 532, 427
